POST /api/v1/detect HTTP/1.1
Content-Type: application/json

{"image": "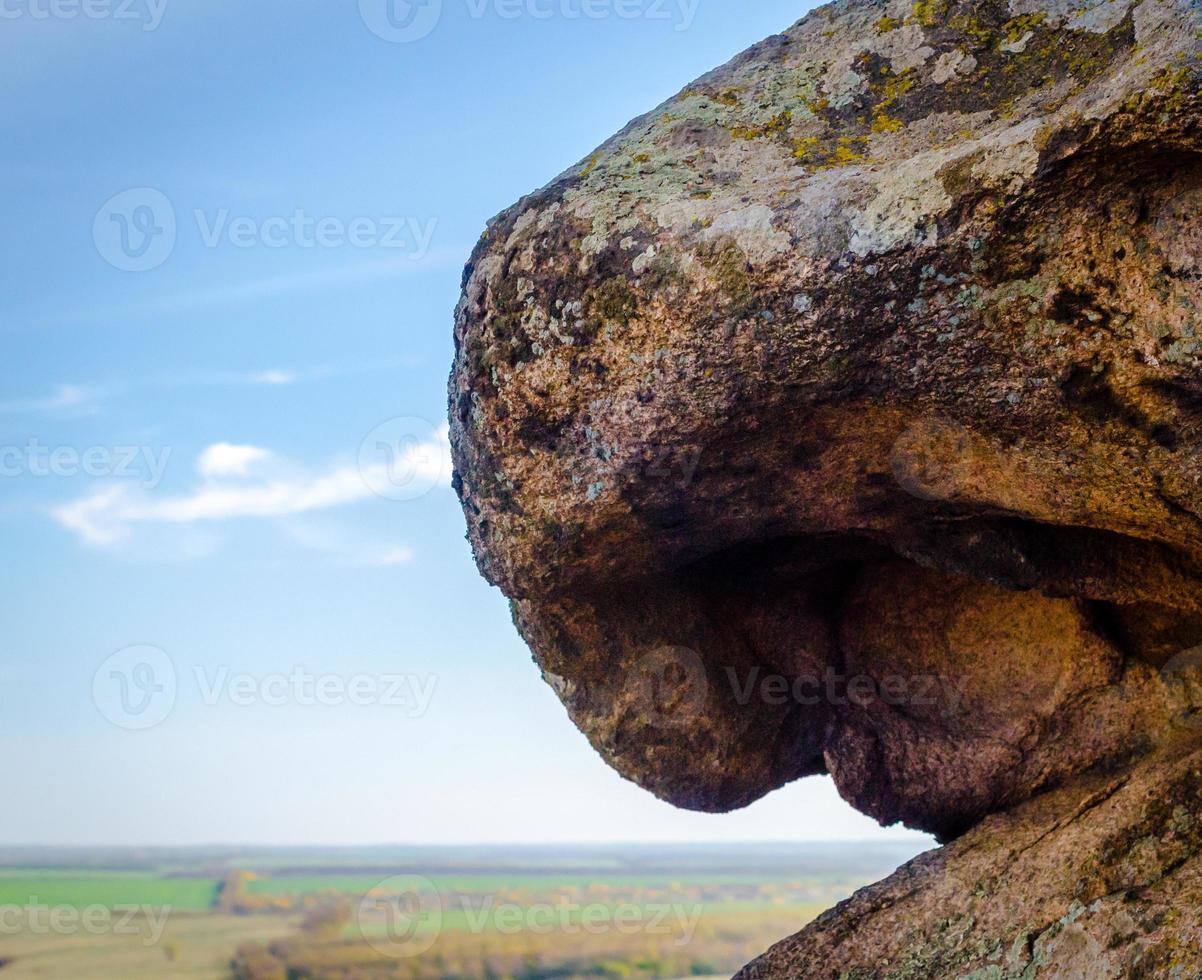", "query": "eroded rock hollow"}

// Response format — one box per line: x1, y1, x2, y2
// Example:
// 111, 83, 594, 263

451, 0, 1202, 972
